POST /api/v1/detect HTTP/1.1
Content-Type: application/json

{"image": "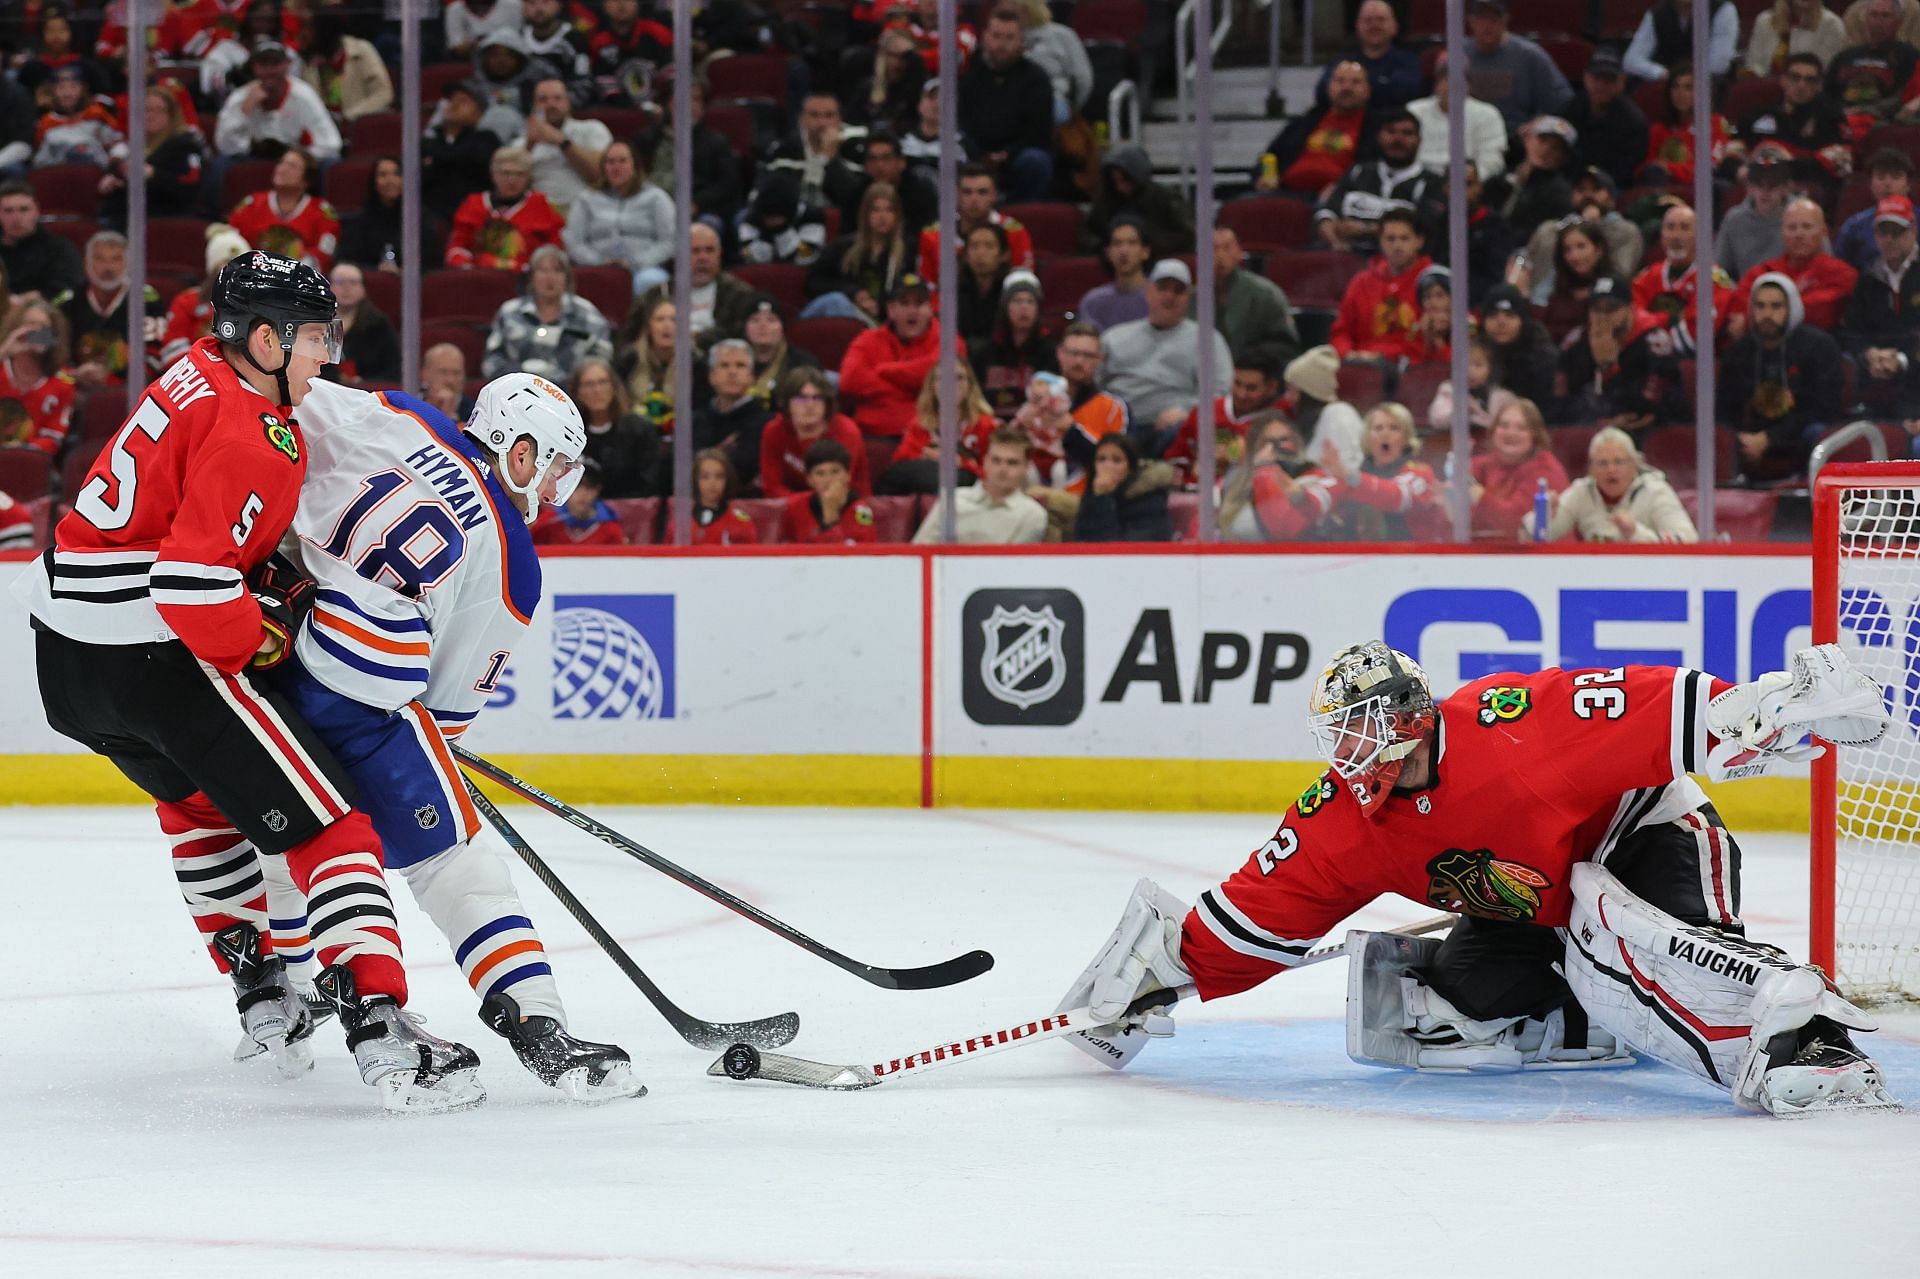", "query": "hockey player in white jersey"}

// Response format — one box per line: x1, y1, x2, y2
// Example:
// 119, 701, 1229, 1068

256, 372, 644, 1102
